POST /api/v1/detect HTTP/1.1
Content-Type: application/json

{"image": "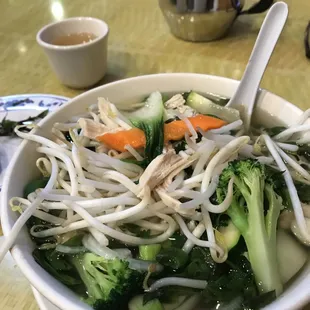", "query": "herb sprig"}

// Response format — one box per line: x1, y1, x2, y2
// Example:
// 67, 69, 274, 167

0, 110, 48, 136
